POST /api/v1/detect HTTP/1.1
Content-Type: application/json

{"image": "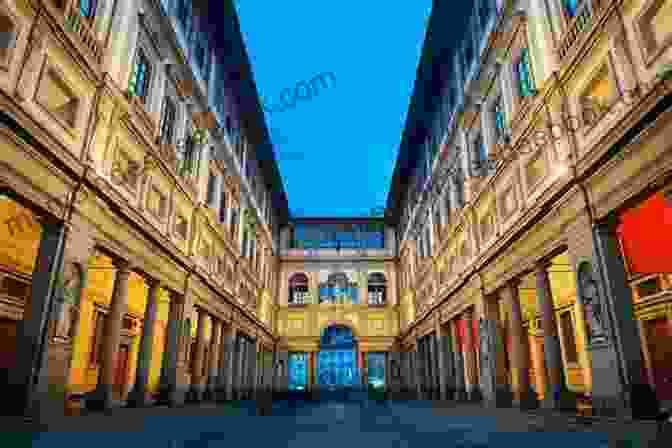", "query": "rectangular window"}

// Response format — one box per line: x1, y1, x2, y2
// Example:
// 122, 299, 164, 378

493, 95, 506, 140
160, 97, 177, 145
516, 48, 536, 97
130, 48, 152, 103
560, 311, 579, 363
206, 172, 217, 205
219, 190, 228, 223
